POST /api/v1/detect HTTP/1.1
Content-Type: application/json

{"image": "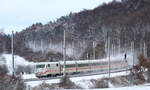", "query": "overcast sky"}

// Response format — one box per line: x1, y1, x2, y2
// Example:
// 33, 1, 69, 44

0, 0, 114, 34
